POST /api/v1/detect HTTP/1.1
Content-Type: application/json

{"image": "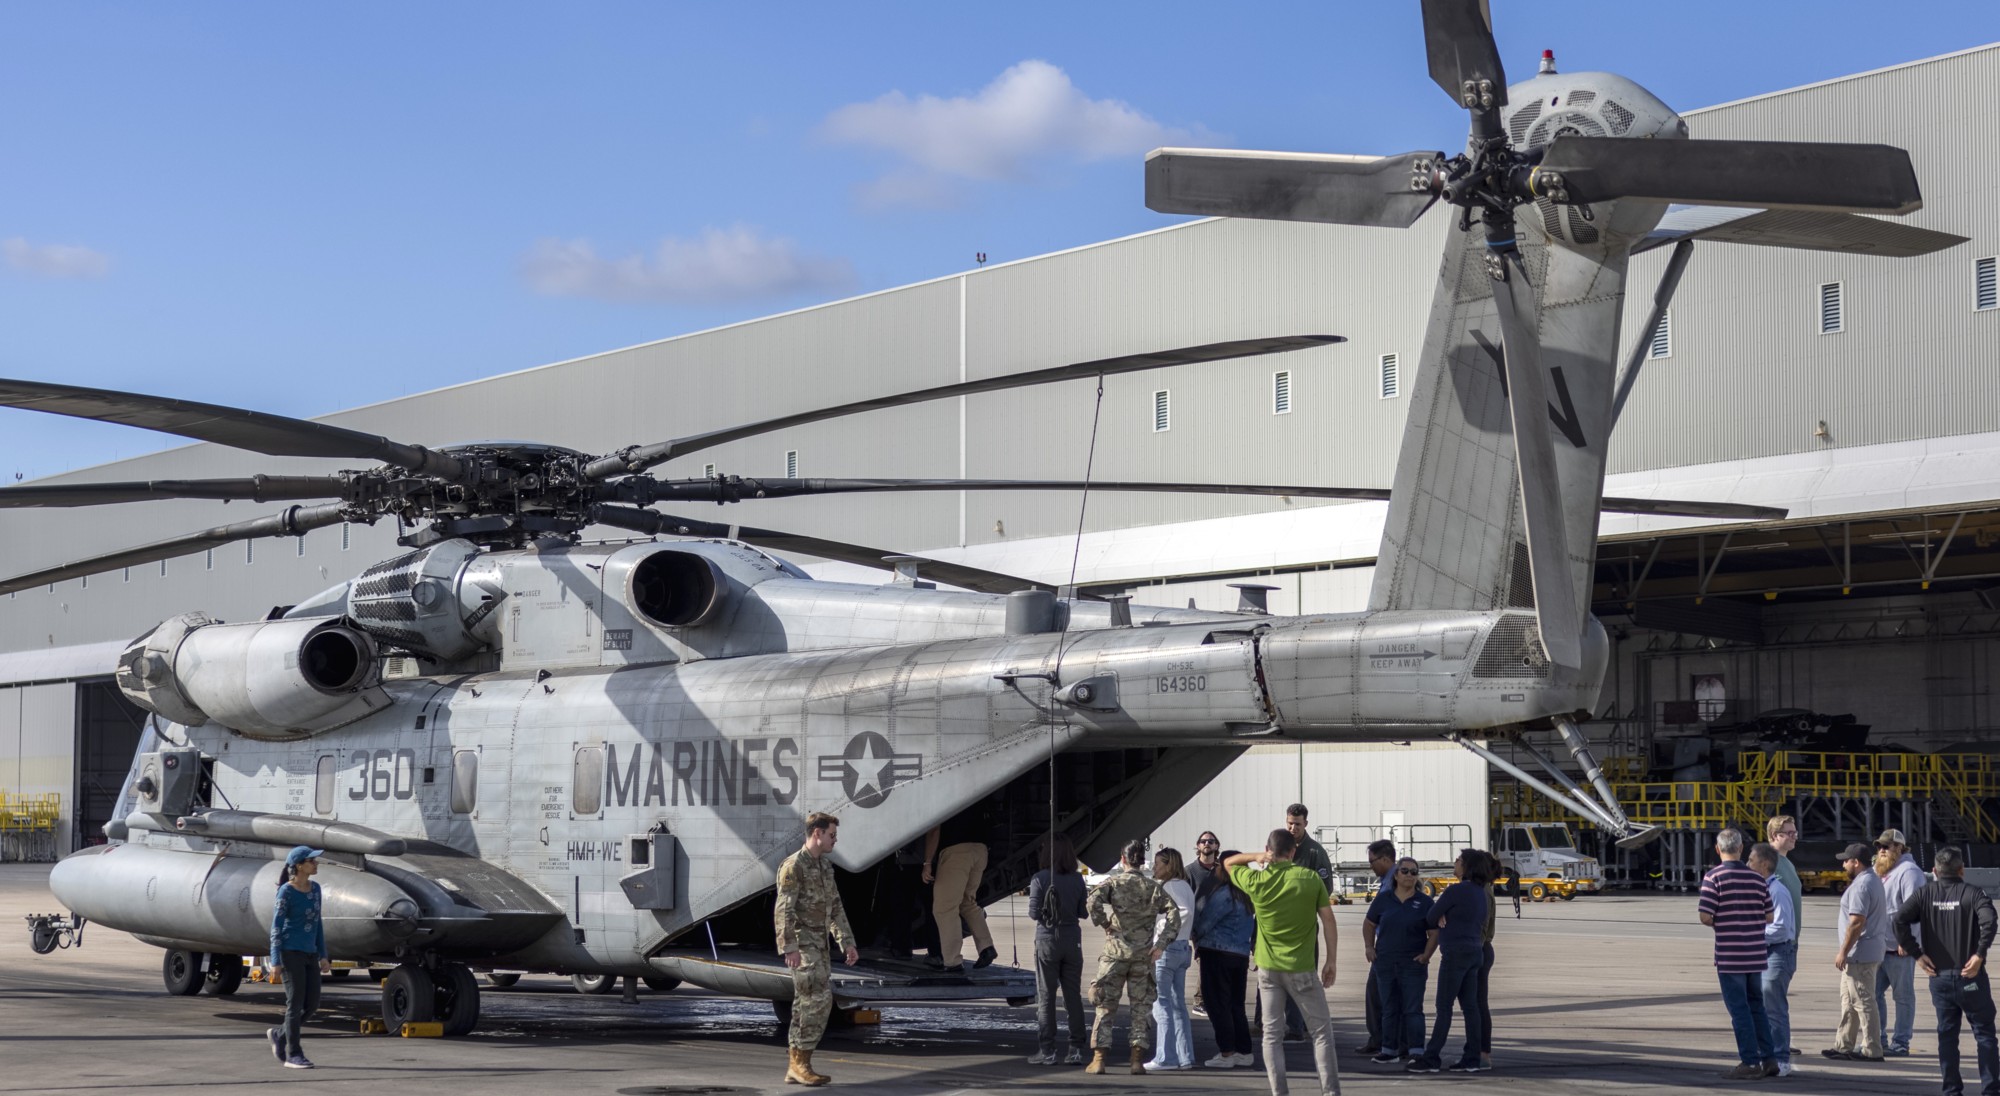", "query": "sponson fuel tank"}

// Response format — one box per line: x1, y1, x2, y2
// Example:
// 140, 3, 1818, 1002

51, 844, 420, 958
